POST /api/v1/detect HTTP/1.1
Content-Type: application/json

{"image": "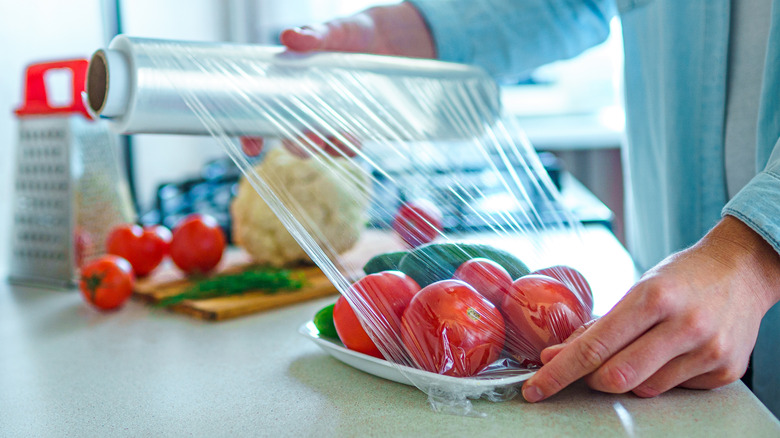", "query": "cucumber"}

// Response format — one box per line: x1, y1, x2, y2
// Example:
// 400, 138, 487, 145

313, 303, 339, 339
363, 250, 408, 275
397, 242, 530, 288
